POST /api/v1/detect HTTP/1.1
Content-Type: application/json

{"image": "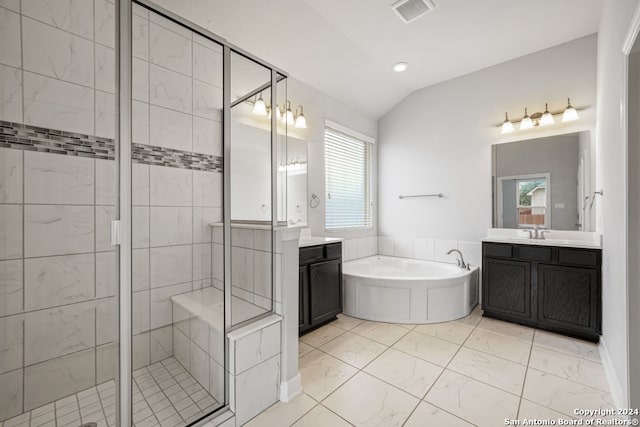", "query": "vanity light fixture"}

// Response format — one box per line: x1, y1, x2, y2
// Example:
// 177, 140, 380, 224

562, 98, 579, 122
294, 106, 307, 129
252, 93, 267, 116
393, 62, 408, 72
540, 103, 555, 126
495, 99, 585, 133
283, 101, 295, 125
501, 113, 514, 134
267, 104, 282, 121
520, 108, 533, 130
248, 96, 307, 129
